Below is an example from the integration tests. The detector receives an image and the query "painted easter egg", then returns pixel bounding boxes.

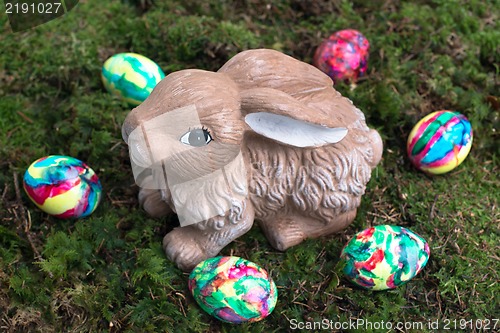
[313,29,370,83]
[101,52,165,106]
[407,111,473,175]
[188,256,277,324]
[23,155,102,218]
[340,225,430,291]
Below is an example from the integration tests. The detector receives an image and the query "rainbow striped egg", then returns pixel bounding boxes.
[407,111,472,174]
[102,53,165,106]
[340,225,430,291]
[23,155,102,219]
[189,256,277,324]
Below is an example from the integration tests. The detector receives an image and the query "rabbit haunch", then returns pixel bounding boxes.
[122,49,383,271]
[245,129,375,222]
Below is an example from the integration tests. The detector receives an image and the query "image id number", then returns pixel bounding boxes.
[443,318,499,330]
[6,2,62,14]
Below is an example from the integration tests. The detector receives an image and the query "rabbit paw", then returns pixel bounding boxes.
[259,217,306,251]
[139,187,171,218]
[163,228,209,272]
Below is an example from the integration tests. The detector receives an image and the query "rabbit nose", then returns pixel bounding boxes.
[122,124,129,143]
[130,140,152,168]
[122,107,143,142]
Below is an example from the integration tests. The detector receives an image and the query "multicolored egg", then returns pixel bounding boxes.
[407,111,473,174]
[23,155,102,218]
[340,225,430,291]
[313,29,370,83]
[188,256,277,324]
[102,53,165,106]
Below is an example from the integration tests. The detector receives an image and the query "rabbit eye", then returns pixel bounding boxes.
[180,127,213,147]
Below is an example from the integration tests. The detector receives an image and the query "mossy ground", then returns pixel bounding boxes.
[0,0,498,332]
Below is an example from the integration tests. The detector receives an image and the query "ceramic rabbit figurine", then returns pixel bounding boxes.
[122,49,383,271]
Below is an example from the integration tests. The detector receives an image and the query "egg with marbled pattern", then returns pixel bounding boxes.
[313,29,370,83]
[23,155,102,218]
[189,256,277,323]
[102,53,165,106]
[340,225,430,290]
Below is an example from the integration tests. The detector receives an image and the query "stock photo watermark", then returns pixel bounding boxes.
[288,318,499,331]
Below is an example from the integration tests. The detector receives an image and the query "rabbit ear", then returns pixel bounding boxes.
[218,49,333,96]
[241,87,348,147]
[245,112,347,147]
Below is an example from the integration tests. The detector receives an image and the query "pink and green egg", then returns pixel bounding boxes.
[340,225,430,291]
[407,110,473,175]
[188,256,277,324]
[23,155,102,219]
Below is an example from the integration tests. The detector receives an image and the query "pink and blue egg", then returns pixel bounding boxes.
[313,29,370,83]
[23,155,102,218]
[407,110,473,175]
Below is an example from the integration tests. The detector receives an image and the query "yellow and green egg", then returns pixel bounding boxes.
[102,52,165,106]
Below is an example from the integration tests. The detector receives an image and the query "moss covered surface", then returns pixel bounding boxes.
[0,0,498,332]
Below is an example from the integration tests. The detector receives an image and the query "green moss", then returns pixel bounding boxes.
[1,0,498,331]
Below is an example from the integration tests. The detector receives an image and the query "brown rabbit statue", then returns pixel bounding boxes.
[122,49,383,271]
